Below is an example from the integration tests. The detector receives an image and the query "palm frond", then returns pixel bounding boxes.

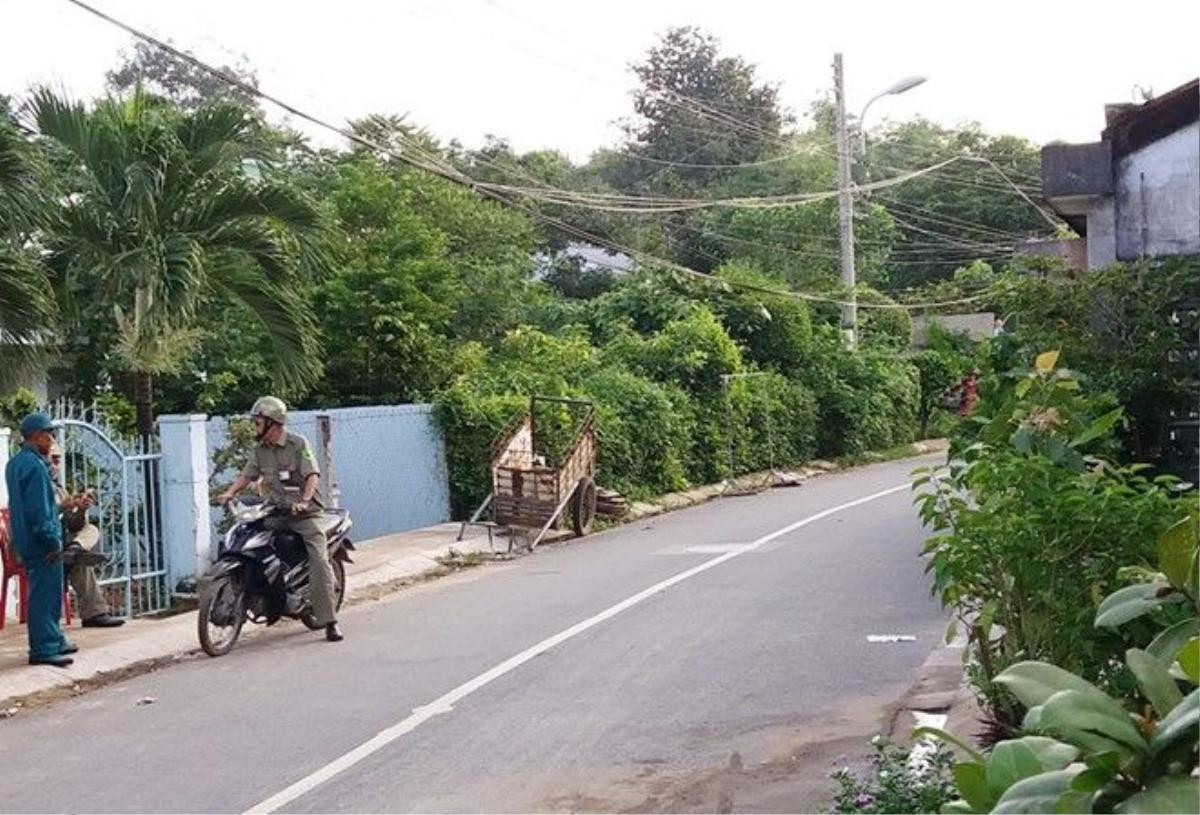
[28,87,94,167]
[113,303,203,374]
[212,260,321,389]
[205,222,294,283]
[177,100,256,177]
[0,247,57,352]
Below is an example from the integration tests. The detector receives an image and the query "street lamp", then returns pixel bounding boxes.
[859,75,927,155]
[833,56,926,349]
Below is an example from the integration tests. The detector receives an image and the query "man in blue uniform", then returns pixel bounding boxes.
[5,412,75,667]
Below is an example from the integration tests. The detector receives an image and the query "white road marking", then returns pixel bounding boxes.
[867,634,917,643]
[682,543,756,554]
[243,482,910,814]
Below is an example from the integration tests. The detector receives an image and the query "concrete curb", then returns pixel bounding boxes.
[887,629,983,758]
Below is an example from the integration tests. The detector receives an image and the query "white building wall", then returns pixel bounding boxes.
[1113,122,1200,261]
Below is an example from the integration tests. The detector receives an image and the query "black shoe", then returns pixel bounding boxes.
[60,643,79,655]
[29,654,74,667]
[325,622,344,642]
[82,613,125,628]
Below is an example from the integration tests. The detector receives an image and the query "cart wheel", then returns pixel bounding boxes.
[571,477,597,537]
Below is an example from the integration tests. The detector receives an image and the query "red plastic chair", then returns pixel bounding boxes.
[0,507,73,630]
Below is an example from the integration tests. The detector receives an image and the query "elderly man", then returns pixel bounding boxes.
[47,443,124,628]
[5,413,75,667]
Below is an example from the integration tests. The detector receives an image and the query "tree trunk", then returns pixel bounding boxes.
[133,369,155,439]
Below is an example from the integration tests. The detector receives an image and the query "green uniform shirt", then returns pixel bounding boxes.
[241,430,321,507]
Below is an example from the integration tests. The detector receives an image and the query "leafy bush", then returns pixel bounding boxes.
[709,262,814,369]
[858,288,914,351]
[830,735,959,814]
[910,349,961,438]
[918,516,1199,814]
[803,334,920,457]
[916,352,1187,715]
[0,388,39,430]
[432,385,526,517]
[581,367,692,499]
[989,257,1199,462]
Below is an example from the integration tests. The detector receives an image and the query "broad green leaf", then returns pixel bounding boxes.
[992,768,1083,814]
[1156,517,1197,591]
[945,617,960,645]
[1015,378,1033,398]
[1035,350,1061,373]
[1114,776,1200,814]
[1095,583,1170,629]
[953,760,993,812]
[1055,789,1099,813]
[1147,688,1199,765]
[1011,425,1034,454]
[912,726,984,762]
[1039,690,1147,758]
[1084,751,1123,774]
[995,661,1107,707]
[1069,406,1123,449]
[1147,618,1200,665]
[1188,544,1199,600]
[987,740,1045,798]
[1178,638,1200,685]
[940,800,974,815]
[1023,705,1044,732]
[1017,736,1079,771]
[1070,764,1116,793]
[1127,648,1185,717]
[1055,378,1082,391]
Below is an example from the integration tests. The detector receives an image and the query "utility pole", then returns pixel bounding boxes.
[833,53,856,347]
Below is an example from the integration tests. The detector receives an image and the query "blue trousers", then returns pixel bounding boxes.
[24,558,69,659]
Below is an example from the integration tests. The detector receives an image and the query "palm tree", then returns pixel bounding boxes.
[0,106,57,379]
[30,87,326,436]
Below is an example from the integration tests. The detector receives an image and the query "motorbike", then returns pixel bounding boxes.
[197,497,355,656]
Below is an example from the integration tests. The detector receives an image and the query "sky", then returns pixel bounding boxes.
[2,0,1197,162]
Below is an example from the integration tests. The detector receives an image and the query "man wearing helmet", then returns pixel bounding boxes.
[218,397,343,642]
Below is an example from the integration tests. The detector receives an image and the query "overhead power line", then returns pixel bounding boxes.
[60,0,995,313]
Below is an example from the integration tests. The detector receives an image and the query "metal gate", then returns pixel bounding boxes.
[49,402,169,617]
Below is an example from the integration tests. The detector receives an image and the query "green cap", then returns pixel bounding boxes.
[19,412,57,438]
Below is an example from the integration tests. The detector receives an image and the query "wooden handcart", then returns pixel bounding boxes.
[458,396,598,552]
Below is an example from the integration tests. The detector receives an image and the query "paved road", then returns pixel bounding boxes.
[0,455,946,813]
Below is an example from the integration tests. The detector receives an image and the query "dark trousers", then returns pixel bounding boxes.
[25,557,69,659]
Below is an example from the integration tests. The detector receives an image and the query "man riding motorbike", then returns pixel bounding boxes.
[218,397,344,642]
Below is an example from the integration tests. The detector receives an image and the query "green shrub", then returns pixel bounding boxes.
[857,288,914,351]
[915,353,1186,712]
[710,262,814,369]
[582,367,691,498]
[432,385,526,518]
[803,334,920,456]
[909,349,961,438]
[830,736,959,814]
[918,516,1198,813]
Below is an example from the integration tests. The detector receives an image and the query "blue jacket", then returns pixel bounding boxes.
[5,444,61,563]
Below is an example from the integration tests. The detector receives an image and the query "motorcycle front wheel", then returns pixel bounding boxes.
[198,572,246,657]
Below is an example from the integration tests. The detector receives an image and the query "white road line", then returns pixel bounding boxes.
[243,482,910,814]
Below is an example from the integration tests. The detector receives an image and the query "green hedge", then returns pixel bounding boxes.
[434,269,923,517]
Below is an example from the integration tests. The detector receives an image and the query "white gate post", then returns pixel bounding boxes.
[158,414,211,592]
[0,427,10,507]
